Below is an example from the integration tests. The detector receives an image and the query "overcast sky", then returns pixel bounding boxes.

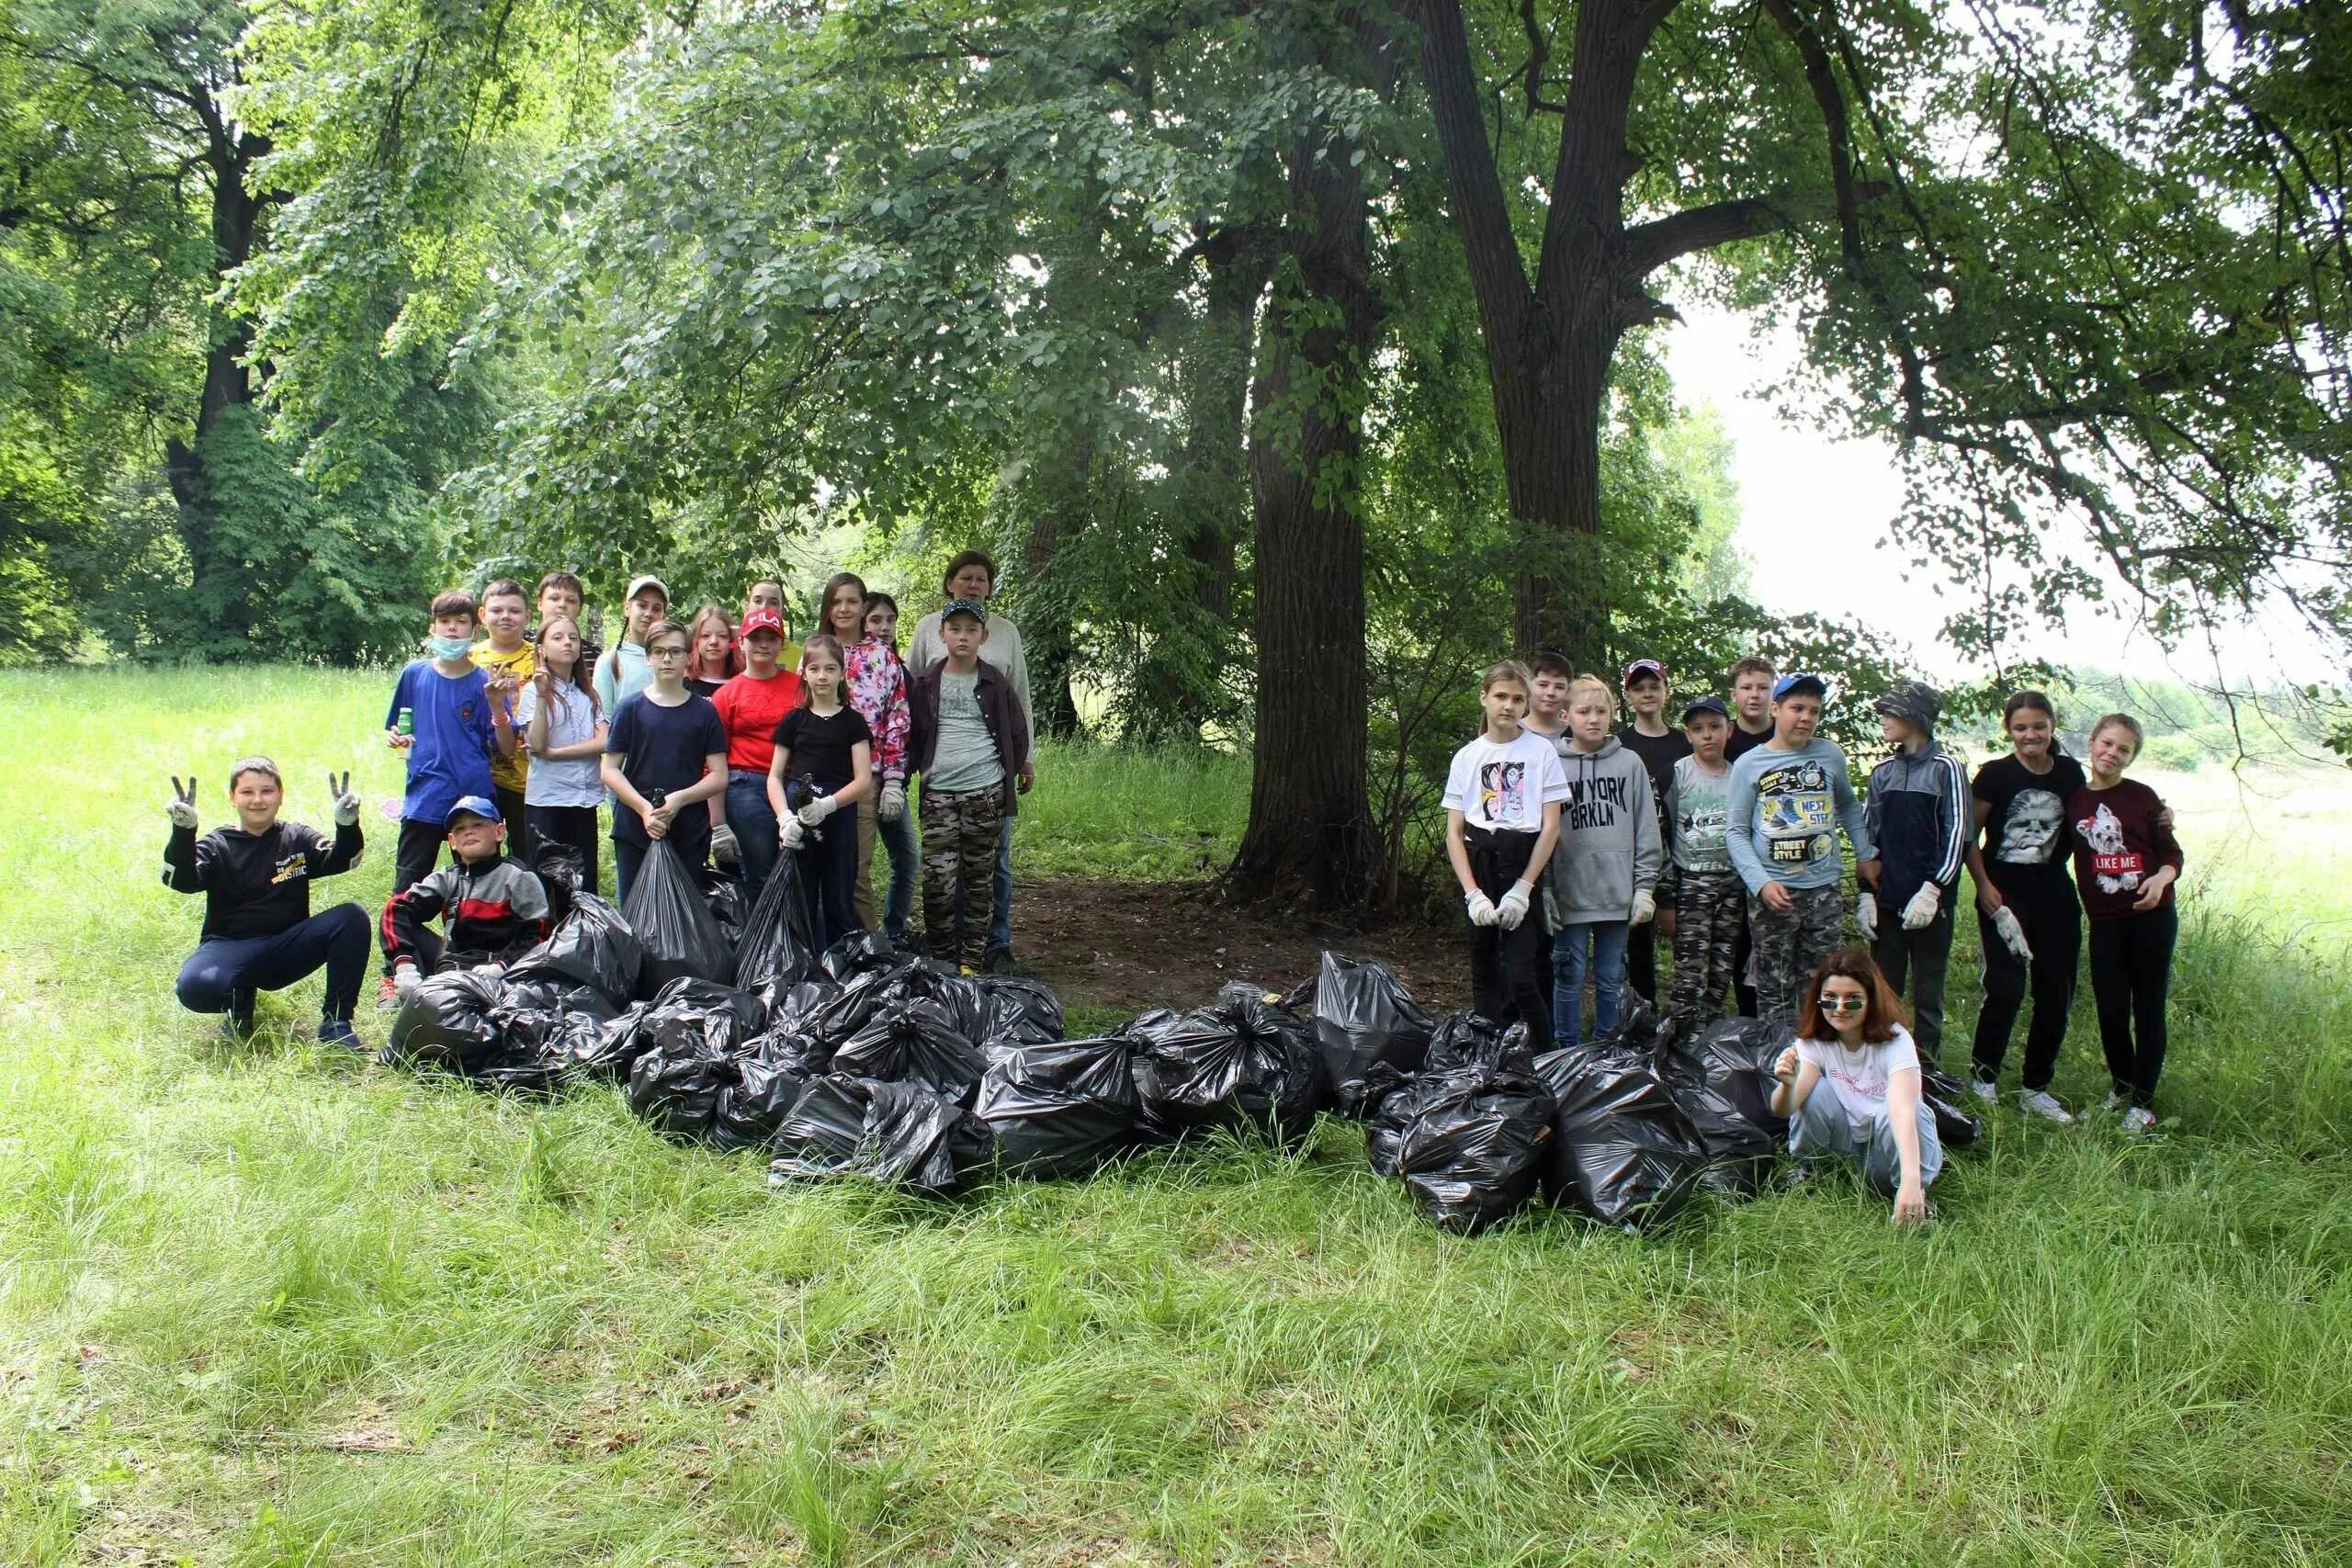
[1659,303,2343,693]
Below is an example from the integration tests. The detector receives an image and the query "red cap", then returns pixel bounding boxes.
[740,607,786,638]
[1623,658,1668,686]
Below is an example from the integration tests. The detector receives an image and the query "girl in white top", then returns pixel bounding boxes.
[1442,660,1569,1042]
[514,614,610,892]
[1770,945,1940,1226]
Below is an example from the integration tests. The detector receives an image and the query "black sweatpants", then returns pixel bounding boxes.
[1971,863,2081,1092]
[2088,903,2177,1109]
[494,784,532,863]
[1871,900,1954,1066]
[177,905,370,1026]
[1464,825,1551,1044]
[1733,912,1758,1017]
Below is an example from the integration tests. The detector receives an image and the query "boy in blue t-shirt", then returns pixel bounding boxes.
[381,590,515,1000]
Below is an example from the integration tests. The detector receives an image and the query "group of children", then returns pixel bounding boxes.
[1445,655,2187,1224]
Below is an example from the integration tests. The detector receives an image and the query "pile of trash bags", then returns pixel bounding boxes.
[380,847,1971,1227]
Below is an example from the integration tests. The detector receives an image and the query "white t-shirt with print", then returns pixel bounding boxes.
[1442,730,1570,833]
[1797,1024,1922,1127]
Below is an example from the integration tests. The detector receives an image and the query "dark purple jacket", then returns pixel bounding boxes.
[907,660,1032,816]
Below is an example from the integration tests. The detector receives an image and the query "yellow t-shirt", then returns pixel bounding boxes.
[474,641,535,793]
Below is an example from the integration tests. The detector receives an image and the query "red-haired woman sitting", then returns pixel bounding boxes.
[1770,946,1941,1226]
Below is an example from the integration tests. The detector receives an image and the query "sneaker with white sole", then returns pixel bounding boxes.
[1968,1077,1999,1104]
[2120,1106,2157,1134]
[2017,1089,2075,1123]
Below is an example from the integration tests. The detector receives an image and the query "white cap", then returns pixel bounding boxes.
[624,574,669,604]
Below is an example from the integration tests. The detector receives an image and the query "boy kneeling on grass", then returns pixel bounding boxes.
[164,760,369,1049]
[906,599,1032,973]
[380,796,552,998]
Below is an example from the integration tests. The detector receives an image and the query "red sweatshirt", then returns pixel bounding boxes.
[2066,779,2184,921]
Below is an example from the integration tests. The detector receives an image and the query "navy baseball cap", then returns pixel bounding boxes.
[1772,672,1827,702]
[1679,695,1730,722]
[445,795,503,827]
[942,597,989,625]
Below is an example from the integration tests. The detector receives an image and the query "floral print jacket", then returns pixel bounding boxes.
[842,638,911,784]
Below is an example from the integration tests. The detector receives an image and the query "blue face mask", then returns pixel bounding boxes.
[427,634,473,660]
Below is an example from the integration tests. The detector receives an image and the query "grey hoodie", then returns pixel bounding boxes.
[1545,734,1663,924]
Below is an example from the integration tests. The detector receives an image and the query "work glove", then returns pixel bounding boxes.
[797,794,839,828]
[710,823,741,867]
[779,814,806,851]
[1855,891,1879,939]
[879,781,906,823]
[393,964,423,999]
[1901,883,1941,931]
[328,771,359,826]
[1464,890,1498,928]
[167,775,198,830]
[1630,888,1657,926]
[1992,905,2033,963]
[1496,881,1532,931]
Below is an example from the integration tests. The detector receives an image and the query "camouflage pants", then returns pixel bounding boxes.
[1747,882,1846,1025]
[920,784,1006,970]
[1668,871,1746,1025]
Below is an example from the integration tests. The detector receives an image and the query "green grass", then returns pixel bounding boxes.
[3,666,2350,1563]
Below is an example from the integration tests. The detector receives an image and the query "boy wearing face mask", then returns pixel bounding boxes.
[382,590,516,998]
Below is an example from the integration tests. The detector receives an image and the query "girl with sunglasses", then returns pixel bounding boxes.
[1770,947,1940,1227]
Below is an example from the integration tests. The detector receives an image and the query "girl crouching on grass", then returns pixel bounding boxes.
[2068,713,2184,1133]
[1442,661,1568,1042]
[1770,947,1939,1227]
[768,634,875,953]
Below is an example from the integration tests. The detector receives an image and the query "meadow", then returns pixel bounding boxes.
[2,667,2348,1564]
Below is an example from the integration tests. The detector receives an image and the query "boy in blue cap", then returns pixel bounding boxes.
[1725,674,1878,1023]
[380,795,553,996]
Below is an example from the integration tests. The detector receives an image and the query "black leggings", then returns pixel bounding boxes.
[1463,826,1550,1043]
[2087,904,2177,1109]
[1971,863,2081,1091]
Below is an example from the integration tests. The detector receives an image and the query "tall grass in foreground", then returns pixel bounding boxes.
[2,667,2349,1563]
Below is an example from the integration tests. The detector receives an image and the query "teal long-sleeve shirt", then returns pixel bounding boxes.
[1724,738,1874,894]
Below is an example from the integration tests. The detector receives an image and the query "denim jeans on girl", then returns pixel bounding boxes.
[1552,919,1630,1046]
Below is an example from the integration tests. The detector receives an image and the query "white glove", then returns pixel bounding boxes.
[710,823,741,867]
[779,814,806,850]
[1464,891,1498,927]
[393,964,423,998]
[1630,888,1656,926]
[327,770,359,826]
[797,794,838,828]
[167,774,198,829]
[879,781,906,823]
[1901,883,1941,931]
[1496,882,1532,931]
[1856,892,1879,939]
[1992,905,2033,962]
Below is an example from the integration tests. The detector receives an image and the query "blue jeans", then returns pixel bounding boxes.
[1790,1091,1944,1195]
[991,814,1014,953]
[176,905,370,1025]
[854,796,918,942]
[1552,919,1629,1047]
[728,772,780,900]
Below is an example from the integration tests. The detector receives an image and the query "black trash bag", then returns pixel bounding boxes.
[701,868,751,953]
[830,998,988,1104]
[820,929,906,984]
[486,977,617,1089]
[1392,1066,1558,1235]
[1919,1064,1984,1149]
[383,969,509,1073]
[580,978,766,1078]
[1304,953,1435,1116]
[733,853,817,998]
[1424,1012,1539,1077]
[1128,987,1327,1145]
[627,1043,737,1141]
[1534,1043,1709,1231]
[621,839,733,992]
[505,891,644,1010]
[713,1051,814,1151]
[534,840,588,893]
[1362,1062,1441,1178]
[766,977,838,1034]
[805,966,901,1048]
[975,1036,1140,1178]
[973,976,1065,1045]
[1661,1017,1791,1197]
[766,1074,993,1196]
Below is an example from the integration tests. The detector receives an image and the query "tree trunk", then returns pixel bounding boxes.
[1020,484,1086,739]
[1225,130,1384,909]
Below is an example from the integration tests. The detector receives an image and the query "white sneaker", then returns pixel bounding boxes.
[1968,1077,1998,1104]
[2120,1106,2157,1134]
[2017,1089,2075,1124]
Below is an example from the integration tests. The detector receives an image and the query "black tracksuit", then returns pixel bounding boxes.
[164,818,369,1024]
